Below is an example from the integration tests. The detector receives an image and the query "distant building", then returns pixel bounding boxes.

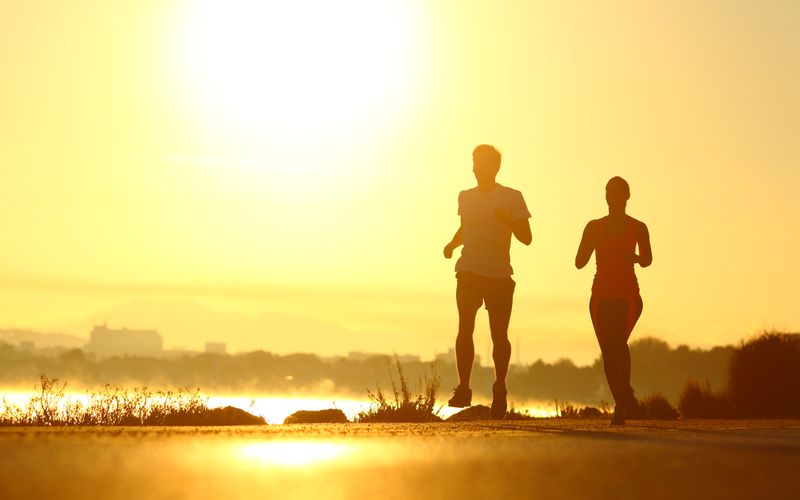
[436,348,456,364]
[86,324,163,358]
[0,328,84,349]
[205,342,226,355]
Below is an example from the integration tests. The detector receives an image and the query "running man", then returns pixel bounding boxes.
[443,144,532,419]
[575,176,652,425]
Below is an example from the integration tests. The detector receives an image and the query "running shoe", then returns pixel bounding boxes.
[491,382,507,419]
[448,385,472,407]
[610,404,626,426]
[625,390,644,419]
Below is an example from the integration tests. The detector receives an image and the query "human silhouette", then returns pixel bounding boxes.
[575,177,652,425]
[443,145,532,419]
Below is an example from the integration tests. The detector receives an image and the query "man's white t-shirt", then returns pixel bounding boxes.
[455,184,531,278]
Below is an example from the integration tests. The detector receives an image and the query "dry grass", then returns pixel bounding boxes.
[504,404,534,420]
[552,401,612,419]
[0,374,265,426]
[356,357,442,423]
[553,396,681,421]
[553,400,581,418]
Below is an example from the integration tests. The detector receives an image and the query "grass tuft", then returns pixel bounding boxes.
[554,400,581,418]
[505,404,535,420]
[356,356,442,423]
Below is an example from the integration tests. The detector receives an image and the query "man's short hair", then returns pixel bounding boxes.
[606,176,630,200]
[473,144,502,170]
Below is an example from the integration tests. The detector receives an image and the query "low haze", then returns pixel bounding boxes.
[1,0,798,366]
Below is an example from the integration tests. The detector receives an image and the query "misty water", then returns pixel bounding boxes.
[1,390,558,423]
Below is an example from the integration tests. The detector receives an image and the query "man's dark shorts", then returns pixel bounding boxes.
[456,271,516,314]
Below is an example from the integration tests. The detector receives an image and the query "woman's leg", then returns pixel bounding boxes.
[619,295,644,398]
[626,295,644,340]
[590,297,631,406]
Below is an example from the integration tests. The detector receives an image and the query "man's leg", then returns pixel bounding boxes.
[486,278,514,385]
[488,311,512,385]
[455,275,482,387]
[486,277,515,418]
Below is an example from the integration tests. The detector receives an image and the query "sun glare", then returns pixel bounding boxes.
[237,441,351,467]
[173,0,424,151]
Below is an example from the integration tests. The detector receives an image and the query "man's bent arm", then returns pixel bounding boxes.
[511,218,532,246]
[443,224,463,259]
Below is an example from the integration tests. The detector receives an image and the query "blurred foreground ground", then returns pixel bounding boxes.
[2,419,799,500]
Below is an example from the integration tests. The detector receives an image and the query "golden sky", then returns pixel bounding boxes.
[1,0,798,364]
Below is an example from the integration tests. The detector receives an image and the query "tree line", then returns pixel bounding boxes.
[0,336,734,406]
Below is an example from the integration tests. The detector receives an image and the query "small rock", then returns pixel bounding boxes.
[204,406,266,425]
[578,406,603,419]
[284,409,349,424]
[447,405,491,421]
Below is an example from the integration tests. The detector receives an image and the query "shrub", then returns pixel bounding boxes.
[727,332,800,417]
[638,393,679,420]
[678,380,731,418]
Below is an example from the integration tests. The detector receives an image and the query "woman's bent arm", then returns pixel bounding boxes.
[637,222,652,267]
[575,221,596,269]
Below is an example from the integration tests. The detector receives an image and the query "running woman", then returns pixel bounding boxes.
[575,176,652,425]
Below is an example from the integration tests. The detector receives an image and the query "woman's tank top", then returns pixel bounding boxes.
[592,217,640,299]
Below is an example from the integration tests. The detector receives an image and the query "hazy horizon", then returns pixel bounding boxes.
[0,293,774,366]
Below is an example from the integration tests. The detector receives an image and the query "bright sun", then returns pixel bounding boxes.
[174,0,424,154]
